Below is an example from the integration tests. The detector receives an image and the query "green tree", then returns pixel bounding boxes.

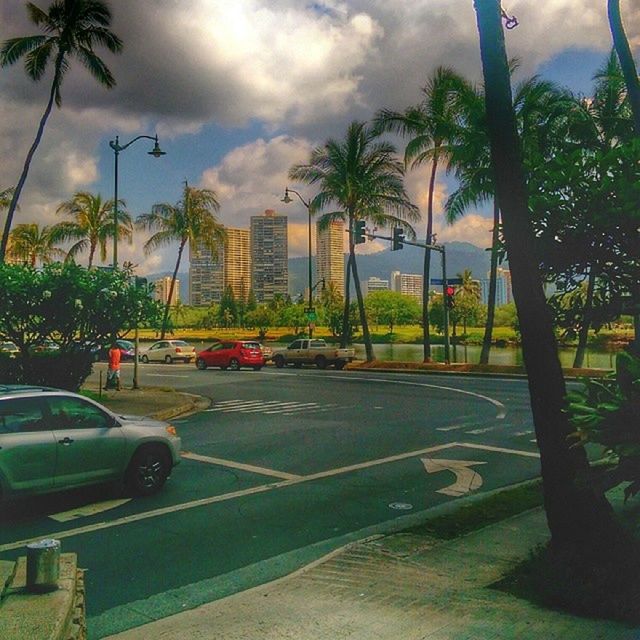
[365,290,420,335]
[7,223,65,267]
[374,68,464,362]
[245,305,273,341]
[289,121,419,362]
[170,300,187,329]
[217,285,238,328]
[137,183,225,339]
[473,0,620,553]
[453,269,481,336]
[278,304,307,334]
[54,191,131,267]
[0,0,123,262]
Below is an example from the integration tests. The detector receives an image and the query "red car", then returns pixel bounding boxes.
[196,341,265,371]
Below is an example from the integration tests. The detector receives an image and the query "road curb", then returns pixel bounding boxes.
[150,394,211,421]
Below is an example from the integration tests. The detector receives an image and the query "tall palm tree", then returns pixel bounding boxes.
[53,191,130,267]
[0,0,123,262]
[8,222,65,266]
[137,183,226,339]
[374,67,464,362]
[289,121,419,362]
[473,0,619,552]
[0,187,15,211]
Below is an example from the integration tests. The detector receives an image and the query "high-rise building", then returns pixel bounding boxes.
[316,220,345,299]
[189,227,251,305]
[391,271,423,302]
[250,209,288,302]
[223,228,251,301]
[189,239,224,306]
[365,276,389,296]
[479,268,512,306]
[154,276,180,306]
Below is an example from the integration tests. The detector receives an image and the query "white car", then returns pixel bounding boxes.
[140,340,196,364]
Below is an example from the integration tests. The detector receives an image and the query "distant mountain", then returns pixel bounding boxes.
[145,242,494,304]
[288,242,493,297]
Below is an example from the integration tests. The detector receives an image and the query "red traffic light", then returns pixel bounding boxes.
[446,286,455,296]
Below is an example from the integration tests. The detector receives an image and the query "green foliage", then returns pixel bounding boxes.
[217,285,238,327]
[364,290,421,334]
[0,262,163,389]
[566,348,640,499]
[277,304,307,333]
[245,306,274,341]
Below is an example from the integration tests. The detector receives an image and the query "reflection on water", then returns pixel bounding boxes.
[351,342,617,370]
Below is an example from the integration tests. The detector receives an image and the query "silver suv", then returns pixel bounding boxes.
[0,386,181,500]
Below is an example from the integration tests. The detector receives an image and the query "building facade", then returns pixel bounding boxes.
[189,239,224,306]
[154,276,180,306]
[391,271,423,302]
[365,276,389,296]
[223,227,251,301]
[250,209,288,302]
[316,220,345,299]
[479,268,513,306]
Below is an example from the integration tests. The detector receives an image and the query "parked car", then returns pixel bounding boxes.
[31,339,60,354]
[96,339,136,362]
[196,341,265,371]
[140,340,196,364]
[0,342,19,358]
[272,339,355,369]
[0,385,181,500]
[259,344,273,363]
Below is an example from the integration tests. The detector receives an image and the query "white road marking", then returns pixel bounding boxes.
[0,441,538,551]
[146,374,190,378]
[457,442,540,458]
[206,400,338,415]
[421,458,486,496]
[436,424,469,432]
[309,374,508,420]
[49,499,131,522]
[465,427,495,435]
[181,452,301,480]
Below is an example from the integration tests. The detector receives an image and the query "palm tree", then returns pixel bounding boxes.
[0,0,123,262]
[374,67,464,362]
[8,222,65,266]
[473,0,619,553]
[137,183,226,339]
[289,121,419,362]
[54,191,130,267]
[0,187,15,211]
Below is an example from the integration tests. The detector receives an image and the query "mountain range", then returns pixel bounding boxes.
[146,241,493,303]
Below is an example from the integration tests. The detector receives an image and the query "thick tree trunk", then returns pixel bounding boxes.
[572,266,596,369]
[479,200,500,364]
[351,244,374,362]
[0,57,63,262]
[160,240,185,339]
[422,157,438,362]
[474,0,619,551]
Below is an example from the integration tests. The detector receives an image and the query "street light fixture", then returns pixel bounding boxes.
[109,134,166,268]
[282,187,314,337]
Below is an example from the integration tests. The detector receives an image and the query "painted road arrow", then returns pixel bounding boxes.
[421,457,487,497]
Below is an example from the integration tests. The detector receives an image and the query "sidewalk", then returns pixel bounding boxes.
[103,507,637,640]
[97,389,637,640]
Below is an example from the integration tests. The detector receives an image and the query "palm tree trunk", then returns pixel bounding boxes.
[607,0,640,350]
[573,266,596,369]
[161,239,185,339]
[0,56,63,263]
[88,241,97,268]
[350,245,374,362]
[608,0,640,133]
[480,200,500,364]
[422,157,438,362]
[474,0,620,552]
[340,251,352,348]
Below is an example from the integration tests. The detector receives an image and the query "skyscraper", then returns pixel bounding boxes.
[250,209,288,302]
[391,271,423,302]
[316,220,345,298]
[154,276,180,306]
[189,227,250,305]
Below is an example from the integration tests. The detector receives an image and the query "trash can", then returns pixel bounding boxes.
[26,539,61,593]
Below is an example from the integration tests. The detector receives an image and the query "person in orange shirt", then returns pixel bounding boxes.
[106,341,122,390]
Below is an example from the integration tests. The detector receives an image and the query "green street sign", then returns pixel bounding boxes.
[306,311,317,322]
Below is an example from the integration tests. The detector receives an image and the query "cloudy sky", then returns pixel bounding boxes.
[0,0,638,274]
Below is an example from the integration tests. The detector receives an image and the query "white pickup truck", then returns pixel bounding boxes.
[272,339,355,370]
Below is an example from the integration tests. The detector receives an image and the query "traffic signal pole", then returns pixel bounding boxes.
[365,229,451,363]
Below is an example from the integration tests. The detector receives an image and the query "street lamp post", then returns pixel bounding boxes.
[282,187,314,337]
[109,134,165,268]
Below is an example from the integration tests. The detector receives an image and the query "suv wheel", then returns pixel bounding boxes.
[274,355,285,368]
[125,445,170,496]
[315,355,327,369]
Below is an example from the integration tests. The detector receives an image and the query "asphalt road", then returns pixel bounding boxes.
[0,363,543,638]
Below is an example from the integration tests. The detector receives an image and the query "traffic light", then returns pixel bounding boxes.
[392,227,404,251]
[445,285,456,309]
[353,219,366,244]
